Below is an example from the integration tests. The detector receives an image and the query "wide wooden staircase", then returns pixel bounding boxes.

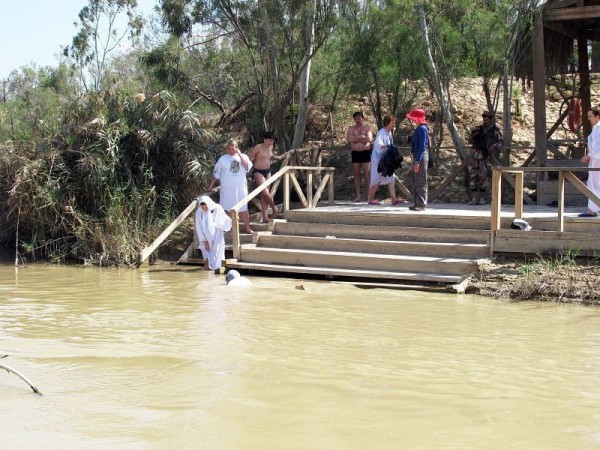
[224,207,491,290]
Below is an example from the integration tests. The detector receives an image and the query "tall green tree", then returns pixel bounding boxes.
[65,0,145,91]
[156,0,340,149]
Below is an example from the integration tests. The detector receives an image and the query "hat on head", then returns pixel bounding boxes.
[406,109,427,125]
[482,110,494,118]
[226,270,241,283]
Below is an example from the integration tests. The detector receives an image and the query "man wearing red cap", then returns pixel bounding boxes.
[406,108,429,211]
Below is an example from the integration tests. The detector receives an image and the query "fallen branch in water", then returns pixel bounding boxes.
[0,360,42,395]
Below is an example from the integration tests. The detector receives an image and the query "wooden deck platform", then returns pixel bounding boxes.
[210,200,600,289]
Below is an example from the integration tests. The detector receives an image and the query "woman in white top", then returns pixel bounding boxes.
[195,195,232,270]
[367,114,404,205]
[580,107,600,217]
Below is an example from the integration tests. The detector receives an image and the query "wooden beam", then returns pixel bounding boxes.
[284,172,290,211]
[429,159,468,202]
[393,174,413,201]
[564,171,600,208]
[546,104,571,140]
[544,5,600,21]
[137,199,197,266]
[515,172,524,219]
[557,171,565,232]
[544,21,579,39]
[579,30,592,137]
[312,172,331,206]
[543,0,578,10]
[532,11,548,193]
[489,169,502,258]
[289,172,308,207]
[232,211,240,259]
[328,170,335,205]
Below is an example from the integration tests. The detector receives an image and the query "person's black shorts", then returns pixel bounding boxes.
[351,150,372,164]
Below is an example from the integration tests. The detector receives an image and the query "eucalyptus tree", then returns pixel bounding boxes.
[64,0,145,91]
[156,0,340,150]
[334,0,429,129]
[412,0,539,159]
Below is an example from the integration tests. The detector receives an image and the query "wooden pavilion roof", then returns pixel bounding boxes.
[515,0,600,80]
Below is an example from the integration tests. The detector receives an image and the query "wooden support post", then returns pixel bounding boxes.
[232,211,240,259]
[578,31,592,138]
[532,10,547,192]
[284,172,290,211]
[328,169,335,205]
[489,169,502,258]
[557,170,565,232]
[307,171,313,207]
[270,151,292,197]
[514,171,524,219]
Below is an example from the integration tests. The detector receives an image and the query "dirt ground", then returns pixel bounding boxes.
[468,255,600,305]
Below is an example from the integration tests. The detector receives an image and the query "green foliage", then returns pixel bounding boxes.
[0,66,74,143]
[64,0,145,91]
[0,89,215,266]
[331,0,428,125]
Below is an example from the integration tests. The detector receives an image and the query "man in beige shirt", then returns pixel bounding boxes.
[346,111,373,202]
[248,132,280,222]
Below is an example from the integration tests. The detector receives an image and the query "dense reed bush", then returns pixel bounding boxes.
[0,90,217,266]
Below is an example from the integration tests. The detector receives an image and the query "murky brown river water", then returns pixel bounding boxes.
[1,264,600,449]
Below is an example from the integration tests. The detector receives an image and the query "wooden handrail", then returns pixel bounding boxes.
[137,199,198,267]
[137,187,220,267]
[230,165,335,259]
[489,166,600,257]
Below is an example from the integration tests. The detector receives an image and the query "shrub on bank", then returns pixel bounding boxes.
[0,90,217,266]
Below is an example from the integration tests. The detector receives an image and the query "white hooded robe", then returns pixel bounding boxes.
[195,196,232,270]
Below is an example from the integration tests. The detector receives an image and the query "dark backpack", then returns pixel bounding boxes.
[377,143,403,177]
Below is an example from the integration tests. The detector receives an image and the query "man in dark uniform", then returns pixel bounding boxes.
[467,110,502,204]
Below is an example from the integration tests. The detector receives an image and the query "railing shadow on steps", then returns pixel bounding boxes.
[136,148,335,267]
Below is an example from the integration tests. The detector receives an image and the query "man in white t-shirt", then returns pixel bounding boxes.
[207,139,254,234]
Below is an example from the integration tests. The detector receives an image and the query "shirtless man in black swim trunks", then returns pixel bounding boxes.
[248,132,279,222]
[346,111,373,202]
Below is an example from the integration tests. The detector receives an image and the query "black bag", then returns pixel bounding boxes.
[377,144,403,177]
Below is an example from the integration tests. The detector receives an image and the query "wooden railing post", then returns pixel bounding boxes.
[557,170,565,232]
[328,169,335,205]
[490,168,502,258]
[307,171,313,207]
[231,210,240,259]
[284,172,290,212]
[514,171,523,219]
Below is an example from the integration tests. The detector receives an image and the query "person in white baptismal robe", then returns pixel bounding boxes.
[195,195,232,270]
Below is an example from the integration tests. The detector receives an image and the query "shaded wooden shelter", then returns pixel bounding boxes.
[532,0,600,179]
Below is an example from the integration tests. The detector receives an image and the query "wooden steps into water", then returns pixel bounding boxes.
[224,204,491,287]
[223,261,465,284]
[255,234,488,259]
